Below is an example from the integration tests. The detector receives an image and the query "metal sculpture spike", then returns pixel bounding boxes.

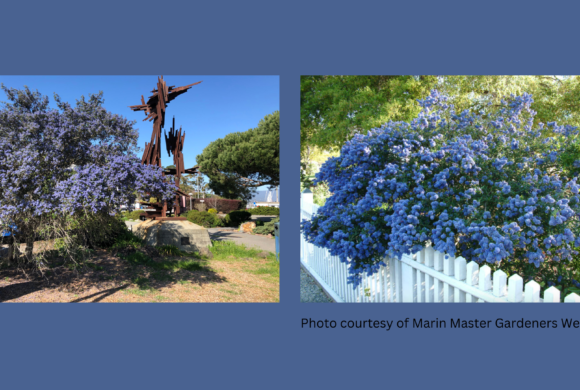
[129,76,201,168]
[129,76,201,219]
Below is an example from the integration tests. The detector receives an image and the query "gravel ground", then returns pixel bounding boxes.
[300,266,333,303]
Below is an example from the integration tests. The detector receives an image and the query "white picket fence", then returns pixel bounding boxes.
[300,196,580,303]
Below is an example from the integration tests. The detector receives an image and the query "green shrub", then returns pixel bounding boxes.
[186,209,199,217]
[253,217,279,235]
[247,206,279,215]
[80,213,130,248]
[208,208,217,214]
[223,210,252,227]
[121,210,145,220]
[156,244,184,257]
[187,211,223,228]
[111,228,143,250]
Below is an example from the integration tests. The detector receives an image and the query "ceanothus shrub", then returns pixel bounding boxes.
[301,90,580,289]
[0,85,176,260]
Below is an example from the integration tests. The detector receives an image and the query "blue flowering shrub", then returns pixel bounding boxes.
[0,85,177,267]
[301,90,580,294]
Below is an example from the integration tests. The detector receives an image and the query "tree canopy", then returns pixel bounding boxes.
[197,111,279,201]
[301,76,438,152]
[301,76,580,154]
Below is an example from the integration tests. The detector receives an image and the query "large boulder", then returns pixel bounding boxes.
[133,219,212,256]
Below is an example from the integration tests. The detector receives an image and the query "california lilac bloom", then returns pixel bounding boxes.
[301,89,580,287]
[0,86,176,244]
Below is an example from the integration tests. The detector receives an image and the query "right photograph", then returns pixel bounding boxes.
[300,75,580,303]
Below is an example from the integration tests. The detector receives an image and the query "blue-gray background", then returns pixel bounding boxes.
[2,1,579,389]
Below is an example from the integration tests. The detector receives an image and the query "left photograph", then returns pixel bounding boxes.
[0,75,280,302]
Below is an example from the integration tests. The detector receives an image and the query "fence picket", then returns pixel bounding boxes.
[465,262,479,303]
[493,270,507,298]
[507,274,523,302]
[525,281,540,302]
[443,254,455,302]
[454,257,467,302]
[564,293,580,302]
[402,259,415,302]
[416,268,424,303]
[544,286,560,302]
[300,199,579,304]
[424,248,434,302]
[433,252,444,302]
[395,257,402,302]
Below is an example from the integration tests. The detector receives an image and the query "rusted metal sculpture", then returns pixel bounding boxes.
[165,117,199,215]
[129,76,201,220]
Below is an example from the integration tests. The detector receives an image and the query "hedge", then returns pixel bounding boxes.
[247,206,279,215]
[186,210,223,228]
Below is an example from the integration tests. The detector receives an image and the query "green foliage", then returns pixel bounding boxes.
[209,240,276,260]
[253,217,279,235]
[559,136,580,177]
[302,76,580,154]
[68,212,130,249]
[301,76,438,152]
[247,206,279,215]
[442,76,580,130]
[156,244,186,257]
[186,211,223,228]
[209,240,279,278]
[186,209,199,217]
[208,208,217,214]
[111,228,143,250]
[121,251,205,272]
[223,210,251,227]
[197,111,279,201]
[121,210,145,220]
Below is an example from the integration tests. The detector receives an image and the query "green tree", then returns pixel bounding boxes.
[301,76,580,155]
[301,76,438,152]
[440,76,580,129]
[197,111,279,201]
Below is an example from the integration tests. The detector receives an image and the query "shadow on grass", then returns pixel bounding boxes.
[0,279,45,302]
[70,283,131,303]
[0,246,228,302]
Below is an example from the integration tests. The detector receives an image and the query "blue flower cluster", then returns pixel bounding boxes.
[301,90,580,287]
[0,86,176,230]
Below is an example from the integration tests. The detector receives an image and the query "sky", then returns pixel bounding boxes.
[0,75,279,191]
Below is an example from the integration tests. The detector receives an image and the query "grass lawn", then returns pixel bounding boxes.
[0,239,279,303]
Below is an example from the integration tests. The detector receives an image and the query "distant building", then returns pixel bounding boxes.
[248,187,280,208]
